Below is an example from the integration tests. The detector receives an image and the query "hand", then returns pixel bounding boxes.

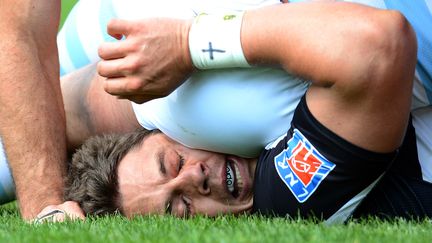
[97,18,194,104]
[34,201,85,223]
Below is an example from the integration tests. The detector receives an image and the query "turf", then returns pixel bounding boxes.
[60,0,78,29]
[1,202,431,243]
[15,1,431,242]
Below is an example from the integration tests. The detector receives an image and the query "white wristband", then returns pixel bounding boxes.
[188,12,251,70]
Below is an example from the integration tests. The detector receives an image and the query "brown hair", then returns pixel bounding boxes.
[64,129,159,216]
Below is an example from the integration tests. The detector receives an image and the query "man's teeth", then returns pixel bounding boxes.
[233,163,242,191]
[226,163,235,193]
[226,160,243,195]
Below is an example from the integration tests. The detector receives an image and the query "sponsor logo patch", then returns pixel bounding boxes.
[274,129,335,203]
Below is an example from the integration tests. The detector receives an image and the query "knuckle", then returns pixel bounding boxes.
[126,78,143,91]
[97,62,107,76]
[121,59,140,74]
[103,81,114,94]
[97,45,106,58]
[129,59,141,71]
[129,40,141,52]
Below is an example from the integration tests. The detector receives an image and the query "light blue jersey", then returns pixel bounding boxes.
[59,0,432,108]
[58,0,308,158]
[1,0,431,204]
[58,0,119,76]
[57,0,282,75]
[56,0,432,182]
[58,0,432,174]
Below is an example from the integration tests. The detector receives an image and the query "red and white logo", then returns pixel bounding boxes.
[274,129,335,203]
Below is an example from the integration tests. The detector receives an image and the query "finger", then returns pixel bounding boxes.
[103,77,143,96]
[98,41,128,60]
[97,59,130,78]
[61,201,86,221]
[107,19,134,38]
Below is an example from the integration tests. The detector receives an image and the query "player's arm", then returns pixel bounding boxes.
[98,2,416,153]
[241,2,416,153]
[0,0,79,219]
[61,64,140,151]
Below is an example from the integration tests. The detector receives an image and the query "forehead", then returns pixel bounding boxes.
[119,133,164,181]
[117,133,172,216]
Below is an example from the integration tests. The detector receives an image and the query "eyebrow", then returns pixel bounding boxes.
[157,148,172,215]
[157,148,167,176]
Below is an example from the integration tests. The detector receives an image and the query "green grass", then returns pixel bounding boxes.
[60,0,78,29]
[1,202,431,243]
[13,1,432,241]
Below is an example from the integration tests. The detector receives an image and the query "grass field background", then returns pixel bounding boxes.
[60,0,78,29]
[0,1,430,242]
[1,202,431,242]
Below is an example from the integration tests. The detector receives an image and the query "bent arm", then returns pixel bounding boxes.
[96,1,416,152]
[0,0,65,219]
[241,2,416,152]
[61,64,140,152]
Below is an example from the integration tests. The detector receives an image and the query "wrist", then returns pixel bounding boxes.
[188,12,251,70]
[16,180,64,219]
[20,194,64,220]
[181,19,196,73]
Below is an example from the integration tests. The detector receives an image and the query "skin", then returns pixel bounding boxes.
[0,0,82,220]
[98,2,416,153]
[98,2,417,216]
[60,64,139,151]
[43,2,416,219]
[117,132,257,217]
[241,3,416,152]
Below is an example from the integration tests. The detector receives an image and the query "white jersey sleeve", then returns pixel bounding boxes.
[1,0,430,204]
[133,68,309,158]
[57,0,432,161]
[57,0,282,75]
[58,0,306,158]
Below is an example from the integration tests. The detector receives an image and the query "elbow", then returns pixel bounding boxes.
[374,10,417,69]
[350,10,417,94]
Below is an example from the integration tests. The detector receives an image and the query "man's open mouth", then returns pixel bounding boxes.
[226,159,242,198]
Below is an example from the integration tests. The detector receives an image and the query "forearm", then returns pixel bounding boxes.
[0,0,66,219]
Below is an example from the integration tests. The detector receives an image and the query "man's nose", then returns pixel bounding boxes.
[177,162,211,195]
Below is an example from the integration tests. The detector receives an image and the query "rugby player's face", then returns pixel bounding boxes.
[117,133,257,218]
